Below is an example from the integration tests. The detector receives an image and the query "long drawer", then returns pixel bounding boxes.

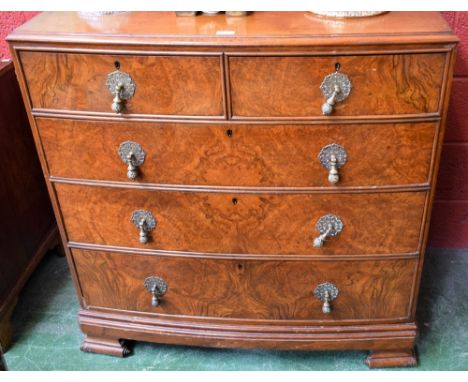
[20,52,224,117]
[38,118,437,187]
[229,54,446,118]
[73,248,417,321]
[56,183,426,255]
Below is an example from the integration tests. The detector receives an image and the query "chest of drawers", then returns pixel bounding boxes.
[8,11,457,368]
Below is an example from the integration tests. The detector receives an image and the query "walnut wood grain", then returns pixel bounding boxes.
[55,184,426,255]
[7,11,457,367]
[72,248,417,321]
[38,118,437,187]
[366,349,417,368]
[20,52,224,117]
[80,336,130,357]
[408,44,458,324]
[7,12,457,47]
[79,309,417,354]
[229,54,446,118]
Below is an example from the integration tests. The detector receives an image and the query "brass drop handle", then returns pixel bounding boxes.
[138,218,149,244]
[118,141,146,180]
[111,83,124,113]
[314,282,339,314]
[313,214,344,248]
[328,155,339,183]
[321,290,332,314]
[144,276,167,307]
[126,151,137,179]
[320,70,352,116]
[318,144,347,184]
[106,69,136,114]
[321,84,340,115]
[131,210,156,244]
[313,223,333,248]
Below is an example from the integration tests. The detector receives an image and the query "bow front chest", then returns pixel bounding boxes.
[8,11,457,368]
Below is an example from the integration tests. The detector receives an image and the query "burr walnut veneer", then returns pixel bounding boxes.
[8,12,457,368]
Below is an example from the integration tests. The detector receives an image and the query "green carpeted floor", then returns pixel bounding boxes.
[3,249,468,370]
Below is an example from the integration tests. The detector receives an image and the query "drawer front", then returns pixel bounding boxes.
[38,118,436,187]
[73,248,417,321]
[20,52,224,117]
[229,54,446,118]
[56,184,426,255]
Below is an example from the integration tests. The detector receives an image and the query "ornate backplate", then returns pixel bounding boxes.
[315,214,344,237]
[320,72,352,102]
[106,70,136,100]
[131,210,157,231]
[314,282,339,302]
[144,276,167,296]
[318,143,348,170]
[118,141,146,166]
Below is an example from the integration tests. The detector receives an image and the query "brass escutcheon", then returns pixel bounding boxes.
[118,141,146,180]
[318,144,348,184]
[144,276,167,307]
[131,210,156,244]
[313,214,344,248]
[314,282,339,314]
[320,71,352,115]
[106,70,136,113]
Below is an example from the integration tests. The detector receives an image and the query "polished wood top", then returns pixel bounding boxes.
[7,11,457,47]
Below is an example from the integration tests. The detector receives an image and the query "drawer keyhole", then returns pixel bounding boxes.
[114,60,121,70]
[232,197,238,205]
[226,129,233,138]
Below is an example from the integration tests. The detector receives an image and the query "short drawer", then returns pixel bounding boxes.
[72,248,417,321]
[38,118,436,187]
[229,53,446,118]
[56,184,426,256]
[20,51,224,117]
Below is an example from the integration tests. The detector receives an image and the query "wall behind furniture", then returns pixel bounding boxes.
[429,12,468,248]
[0,12,39,58]
[0,11,467,248]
